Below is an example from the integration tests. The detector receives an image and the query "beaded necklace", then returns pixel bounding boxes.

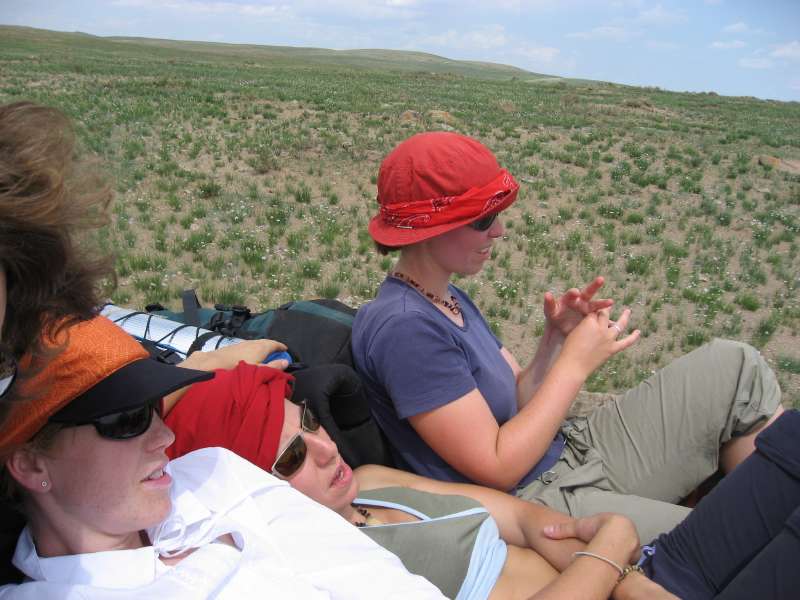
[391,271,462,316]
[352,505,382,528]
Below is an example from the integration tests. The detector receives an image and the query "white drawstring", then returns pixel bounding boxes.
[151,514,189,558]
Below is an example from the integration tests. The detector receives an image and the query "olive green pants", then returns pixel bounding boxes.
[517,339,782,543]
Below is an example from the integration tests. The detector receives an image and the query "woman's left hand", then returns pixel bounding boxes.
[544,276,614,336]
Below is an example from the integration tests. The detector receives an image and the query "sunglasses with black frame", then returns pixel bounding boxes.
[49,396,165,441]
[468,212,498,232]
[271,400,321,479]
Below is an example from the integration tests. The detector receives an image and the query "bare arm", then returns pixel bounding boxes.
[530,515,640,600]
[410,309,639,490]
[508,323,566,410]
[540,515,679,600]
[356,466,676,600]
[409,359,583,489]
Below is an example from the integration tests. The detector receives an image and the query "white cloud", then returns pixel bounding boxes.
[516,44,560,63]
[98,17,141,30]
[111,0,290,18]
[647,40,679,50]
[512,43,576,75]
[710,40,746,49]
[490,0,577,10]
[567,25,640,42]
[636,4,686,26]
[416,25,509,51]
[738,57,773,70]
[723,21,765,35]
[609,0,644,9]
[410,23,572,75]
[771,41,800,61]
[724,22,748,33]
[319,0,422,19]
[111,0,424,21]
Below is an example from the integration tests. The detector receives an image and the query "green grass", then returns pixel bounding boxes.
[777,355,800,375]
[2,25,799,399]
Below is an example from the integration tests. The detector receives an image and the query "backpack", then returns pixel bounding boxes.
[103,290,395,469]
[145,290,356,368]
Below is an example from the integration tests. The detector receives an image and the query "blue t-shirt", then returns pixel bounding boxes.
[352,276,564,488]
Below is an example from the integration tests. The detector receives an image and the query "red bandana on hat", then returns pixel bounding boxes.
[368,131,520,247]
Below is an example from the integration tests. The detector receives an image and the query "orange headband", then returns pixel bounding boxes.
[0,316,148,456]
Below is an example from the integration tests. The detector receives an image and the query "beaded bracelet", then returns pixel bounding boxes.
[573,551,645,583]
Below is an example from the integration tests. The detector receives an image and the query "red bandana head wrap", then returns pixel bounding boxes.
[369,131,520,246]
[165,361,293,471]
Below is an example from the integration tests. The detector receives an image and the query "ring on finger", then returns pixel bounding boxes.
[611,323,623,335]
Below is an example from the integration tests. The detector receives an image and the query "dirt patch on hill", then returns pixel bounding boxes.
[759,155,800,175]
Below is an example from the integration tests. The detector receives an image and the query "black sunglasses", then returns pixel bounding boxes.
[469,212,498,232]
[51,397,164,440]
[271,400,321,478]
[0,347,17,401]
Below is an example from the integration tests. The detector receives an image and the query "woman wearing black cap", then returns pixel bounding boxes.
[351,131,784,542]
[0,316,446,599]
[0,101,290,587]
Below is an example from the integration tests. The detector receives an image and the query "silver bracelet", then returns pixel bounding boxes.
[572,551,624,576]
[573,552,645,583]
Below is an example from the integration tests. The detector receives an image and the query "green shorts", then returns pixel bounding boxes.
[516,339,782,542]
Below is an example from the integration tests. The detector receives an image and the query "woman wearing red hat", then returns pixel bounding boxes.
[352,131,784,542]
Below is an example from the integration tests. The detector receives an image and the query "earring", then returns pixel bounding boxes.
[41,481,48,488]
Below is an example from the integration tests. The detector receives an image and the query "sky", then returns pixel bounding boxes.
[2,0,799,102]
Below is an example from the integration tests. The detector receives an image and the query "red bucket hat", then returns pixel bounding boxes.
[369,132,520,247]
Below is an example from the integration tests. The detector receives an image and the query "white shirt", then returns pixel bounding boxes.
[0,447,445,599]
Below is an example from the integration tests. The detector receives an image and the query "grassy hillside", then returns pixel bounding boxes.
[2,26,799,403]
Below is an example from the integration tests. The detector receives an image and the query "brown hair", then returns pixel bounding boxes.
[0,102,115,361]
[374,241,402,256]
[0,423,65,512]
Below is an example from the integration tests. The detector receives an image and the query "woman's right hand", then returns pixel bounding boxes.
[557,308,639,379]
[179,339,289,371]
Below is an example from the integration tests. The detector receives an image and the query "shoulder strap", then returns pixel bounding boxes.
[181,289,203,327]
[187,331,223,356]
[291,364,395,468]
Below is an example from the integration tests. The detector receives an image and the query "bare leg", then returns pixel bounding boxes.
[720,405,785,473]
